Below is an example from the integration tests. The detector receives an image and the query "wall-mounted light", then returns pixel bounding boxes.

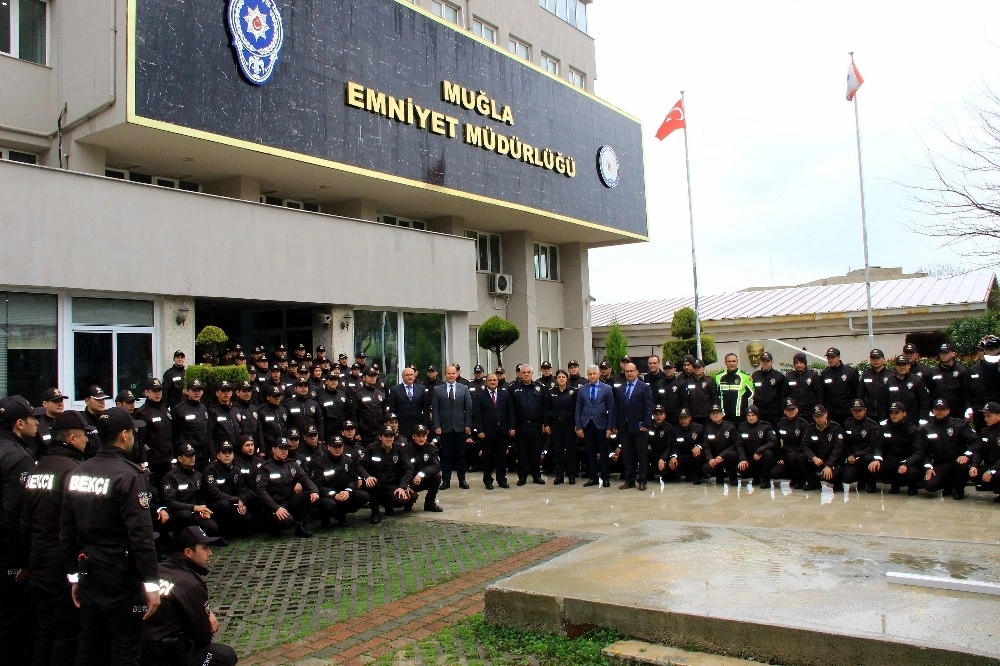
[340,312,353,330]
[176,306,190,326]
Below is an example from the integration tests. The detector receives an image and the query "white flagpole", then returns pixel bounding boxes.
[850,52,875,349]
[680,90,703,360]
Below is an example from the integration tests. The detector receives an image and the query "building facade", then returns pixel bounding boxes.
[0,0,647,407]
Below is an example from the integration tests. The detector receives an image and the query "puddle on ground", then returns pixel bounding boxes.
[888,553,982,580]
[676,527,711,543]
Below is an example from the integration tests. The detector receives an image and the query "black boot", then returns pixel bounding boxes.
[369,506,382,524]
[294,522,313,538]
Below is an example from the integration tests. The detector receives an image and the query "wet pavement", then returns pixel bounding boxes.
[462,480,1000,665]
[429,476,1000,544]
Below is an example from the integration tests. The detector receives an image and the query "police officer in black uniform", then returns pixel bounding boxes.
[970,401,1000,502]
[928,343,971,419]
[736,405,777,487]
[800,405,846,491]
[920,398,978,499]
[659,408,702,483]
[857,349,890,422]
[685,360,716,426]
[308,435,369,527]
[20,409,89,665]
[208,381,243,458]
[653,361,688,425]
[35,387,67,458]
[405,425,443,512]
[842,399,882,493]
[141,526,237,666]
[203,442,254,537]
[510,365,547,485]
[750,352,786,427]
[868,402,924,495]
[360,425,415,524]
[159,443,225,541]
[0,396,40,663]
[257,439,318,537]
[773,399,809,488]
[316,373,353,436]
[162,350,187,408]
[60,406,160,665]
[698,405,738,484]
[544,370,578,485]
[819,347,859,425]
[173,379,211,467]
[647,405,675,483]
[785,352,821,418]
[285,377,324,442]
[136,377,174,491]
[256,385,289,457]
[80,384,109,458]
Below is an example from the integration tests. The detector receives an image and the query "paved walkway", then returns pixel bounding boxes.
[242,536,579,665]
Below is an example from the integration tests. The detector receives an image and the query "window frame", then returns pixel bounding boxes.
[471,17,497,44]
[377,214,427,231]
[538,329,561,371]
[1,0,48,65]
[541,53,560,76]
[1,148,38,164]
[508,35,531,61]
[568,68,586,89]
[465,229,502,274]
[533,242,560,281]
[430,0,462,26]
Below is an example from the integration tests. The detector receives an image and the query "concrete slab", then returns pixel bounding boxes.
[485,521,1000,666]
[603,640,778,665]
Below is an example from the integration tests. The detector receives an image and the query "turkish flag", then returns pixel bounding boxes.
[846,59,864,101]
[655,98,685,140]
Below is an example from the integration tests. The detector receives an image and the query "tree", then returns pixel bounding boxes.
[195,325,228,366]
[477,316,519,366]
[604,319,628,368]
[910,85,1000,269]
[944,309,1000,356]
[662,307,717,366]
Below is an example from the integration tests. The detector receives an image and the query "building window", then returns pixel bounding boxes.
[105,168,201,192]
[1,147,38,164]
[354,310,447,386]
[541,53,559,75]
[538,0,588,33]
[533,243,559,281]
[1,0,47,65]
[377,214,427,230]
[538,329,560,371]
[508,36,530,61]
[0,291,57,405]
[70,297,154,402]
[431,0,461,25]
[469,326,500,373]
[465,230,502,273]
[260,195,320,212]
[472,17,497,43]
[568,68,586,89]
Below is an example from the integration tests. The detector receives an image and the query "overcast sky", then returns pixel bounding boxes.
[585,0,1000,304]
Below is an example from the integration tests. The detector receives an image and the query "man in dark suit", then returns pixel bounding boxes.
[473,373,516,489]
[614,362,655,490]
[432,364,473,489]
[388,366,429,439]
[575,364,616,487]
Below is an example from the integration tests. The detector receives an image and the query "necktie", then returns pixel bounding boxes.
[406,385,412,400]
[626,383,633,400]
[491,390,496,405]
[449,384,454,401]
[590,385,597,402]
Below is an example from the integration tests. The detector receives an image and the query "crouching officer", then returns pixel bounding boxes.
[921,399,978,499]
[203,442,254,537]
[141,526,237,666]
[159,443,223,542]
[308,436,369,527]
[868,402,923,495]
[60,407,160,665]
[360,425,414,524]
[257,439,319,537]
[406,425,443,512]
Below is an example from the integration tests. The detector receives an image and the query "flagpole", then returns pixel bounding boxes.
[680,90,703,360]
[850,52,875,350]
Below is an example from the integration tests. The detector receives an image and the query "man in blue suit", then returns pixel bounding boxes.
[432,364,473,489]
[575,364,616,487]
[614,362,655,490]
[387,366,429,439]
[472,373,516,489]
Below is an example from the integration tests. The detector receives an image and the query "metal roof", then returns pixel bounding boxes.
[591,272,996,327]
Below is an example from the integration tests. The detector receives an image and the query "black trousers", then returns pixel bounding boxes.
[76,565,147,666]
[924,461,970,493]
[618,429,649,482]
[140,639,238,666]
[317,488,371,520]
[208,500,254,536]
[516,422,543,481]
[750,450,775,483]
[270,491,313,531]
[583,423,609,483]
[438,431,467,483]
[408,472,441,506]
[876,456,922,489]
[479,433,509,485]
[549,423,577,479]
[369,482,411,513]
[842,455,873,487]
[701,450,739,481]
[30,578,79,666]
[0,563,33,665]
[165,510,219,539]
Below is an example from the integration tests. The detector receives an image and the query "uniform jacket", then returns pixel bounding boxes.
[685,375,718,418]
[406,441,442,482]
[256,458,317,511]
[665,422,703,460]
[284,394,324,442]
[920,416,977,465]
[308,452,361,497]
[510,381,547,424]
[203,459,254,505]
[820,363,860,416]
[842,417,881,458]
[172,399,211,455]
[161,465,233,513]
[135,399,173,465]
[60,447,159,586]
[544,386,577,428]
[20,442,83,582]
[802,422,846,467]
[354,385,389,439]
[736,421,776,459]
[750,369,786,418]
[774,416,809,454]
[715,369,754,420]
[652,374,688,421]
[927,363,971,417]
[359,442,414,488]
[784,369,821,415]
[142,553,214,646]
[0,430,36,569]
[701,421,737,458]
[873,420,923,467]
[884,372,930,425]
[857,366,891,421]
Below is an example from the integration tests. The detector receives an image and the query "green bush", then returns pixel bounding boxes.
[184,365,249,397]
[478,316,520,365]
[662,333,717,366]
[944,310,1000,355]
[670,307,697,339]
[604,320,628,368]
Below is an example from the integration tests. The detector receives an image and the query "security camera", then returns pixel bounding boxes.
[317,313,332,328]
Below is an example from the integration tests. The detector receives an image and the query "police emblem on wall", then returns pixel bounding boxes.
[227,0,285,85]
[597,145,620,188]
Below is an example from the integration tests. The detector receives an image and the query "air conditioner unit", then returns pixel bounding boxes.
[489,273,513,296]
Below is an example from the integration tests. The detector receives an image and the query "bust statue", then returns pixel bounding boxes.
[746,341,765,368]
